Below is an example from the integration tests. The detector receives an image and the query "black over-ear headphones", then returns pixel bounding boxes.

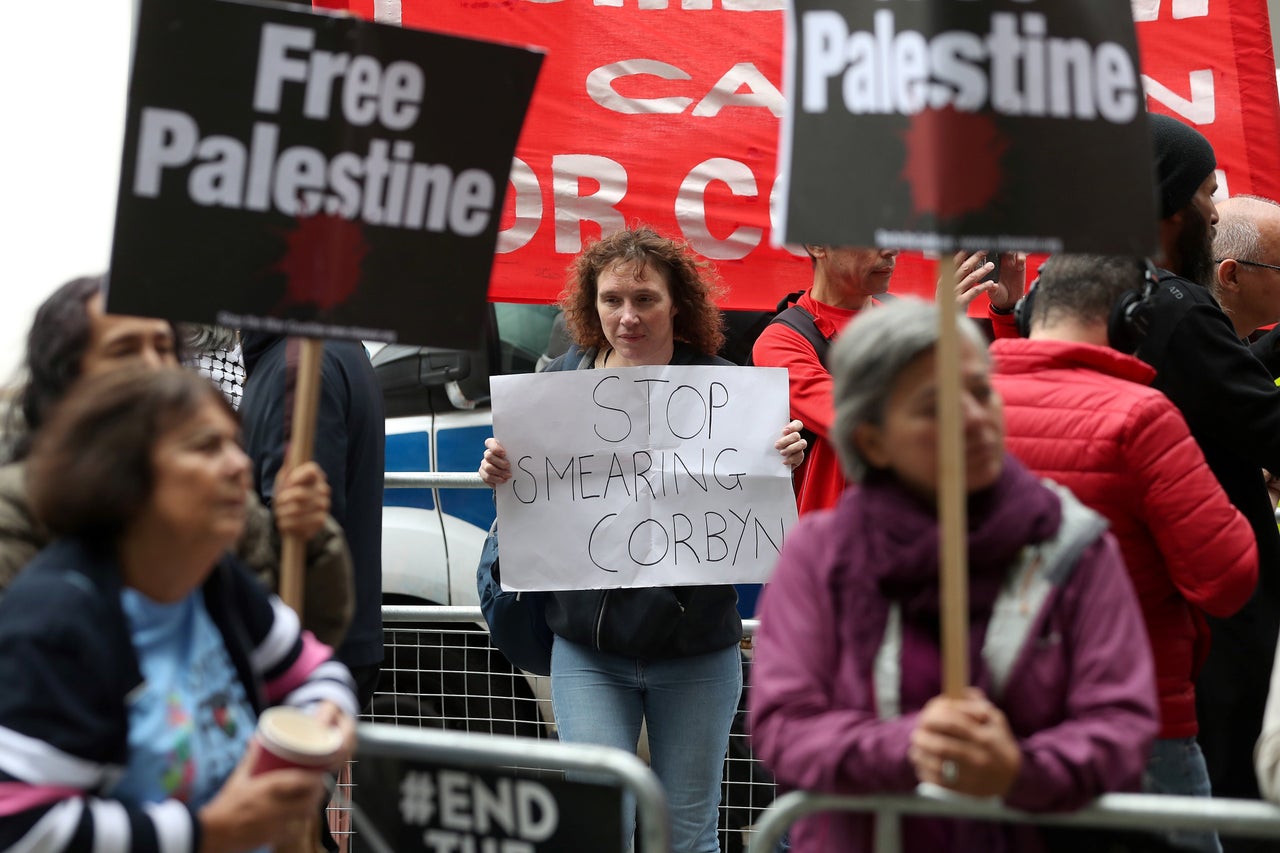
[1014,257,1161,354]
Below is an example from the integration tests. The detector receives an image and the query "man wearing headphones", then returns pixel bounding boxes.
[1126,115,1280,828]
[994,254,1258,853]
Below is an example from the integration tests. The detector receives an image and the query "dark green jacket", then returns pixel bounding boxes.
[0,461,354,648]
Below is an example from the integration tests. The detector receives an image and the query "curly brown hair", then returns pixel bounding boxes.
[559,226,725,356]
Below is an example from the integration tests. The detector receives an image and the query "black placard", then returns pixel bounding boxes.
[108,0,544,347]
[778,0,1157,255]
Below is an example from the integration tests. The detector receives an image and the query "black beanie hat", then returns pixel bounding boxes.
[1148,113,1216,219]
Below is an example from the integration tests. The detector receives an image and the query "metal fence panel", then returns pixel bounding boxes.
[347,605,775,853]
[747,788,1280,853]
[356,723,671,853]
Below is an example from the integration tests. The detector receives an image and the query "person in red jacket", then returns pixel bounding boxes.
[992,254,1258,853]
[752,246,1025,516]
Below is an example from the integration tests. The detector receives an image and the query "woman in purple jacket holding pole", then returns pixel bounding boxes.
[748,298,1160,853]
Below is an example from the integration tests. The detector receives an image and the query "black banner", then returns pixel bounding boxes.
[353,755,624,853]
[107,0,543,347]
[778,0,1157,255]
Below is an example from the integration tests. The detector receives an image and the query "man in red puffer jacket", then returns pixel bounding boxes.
[992,254,1257,853]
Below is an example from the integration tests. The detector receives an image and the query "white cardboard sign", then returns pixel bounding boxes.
[491,365,799,590]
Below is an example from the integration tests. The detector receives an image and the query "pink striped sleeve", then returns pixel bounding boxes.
[263,633,332,703]
[0,782,82,816]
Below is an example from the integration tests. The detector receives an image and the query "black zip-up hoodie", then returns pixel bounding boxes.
[1135,269,1280,802]
[540,343,742,659]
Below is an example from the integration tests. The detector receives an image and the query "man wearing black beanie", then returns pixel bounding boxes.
[1149,113,1220,288]
[1133,113,1280,839]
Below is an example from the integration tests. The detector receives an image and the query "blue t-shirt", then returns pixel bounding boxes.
[109,587,257,809]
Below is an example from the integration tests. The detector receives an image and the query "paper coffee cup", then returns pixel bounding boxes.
[251,706,343,775]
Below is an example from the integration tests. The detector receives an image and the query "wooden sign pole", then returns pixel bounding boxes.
[935,255,970,698]
[279,337,324,614]
[277,336,325,853]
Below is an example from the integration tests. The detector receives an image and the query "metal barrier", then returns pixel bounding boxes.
[356,722,672,853]
[385,471,486,489]
[747,789,1280,853]
[369,605,775,853]
[378,472,775,849]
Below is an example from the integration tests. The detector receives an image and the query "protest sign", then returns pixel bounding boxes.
[355,755,624,853]
[490,365,797,590]
[106,0,543,348]
[777,0,1158,255]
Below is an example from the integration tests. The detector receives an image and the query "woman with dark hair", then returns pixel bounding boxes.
[0,277,352,647]
[748,298,1160,853]
[479,226,806,853]
[0,367,359,853]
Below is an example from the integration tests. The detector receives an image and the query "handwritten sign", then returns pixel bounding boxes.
[491,365,798,590]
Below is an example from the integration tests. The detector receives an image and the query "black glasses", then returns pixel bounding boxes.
[1215,258,1280,273]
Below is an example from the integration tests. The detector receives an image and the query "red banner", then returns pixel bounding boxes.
[331,0,1280,312]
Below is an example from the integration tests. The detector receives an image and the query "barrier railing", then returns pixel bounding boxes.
[385,470,486,489]
[372,605,772,852]
[356,722,672,853]
[746,789,1280,853]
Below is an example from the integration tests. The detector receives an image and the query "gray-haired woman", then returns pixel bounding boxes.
[749,298,1160,853]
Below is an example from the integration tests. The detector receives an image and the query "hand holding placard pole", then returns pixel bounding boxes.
[278,336,324,853]
[279,337,323,614]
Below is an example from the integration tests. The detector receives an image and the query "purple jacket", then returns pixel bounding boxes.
[748,458,1159,853]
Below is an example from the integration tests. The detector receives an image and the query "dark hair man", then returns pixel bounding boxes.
[1132,115,1280,824]
[0,279,353,649]
[993,254,1257,853]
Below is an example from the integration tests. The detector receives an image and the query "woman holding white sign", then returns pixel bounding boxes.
[748,299,1161,853]
[479,226,805,853]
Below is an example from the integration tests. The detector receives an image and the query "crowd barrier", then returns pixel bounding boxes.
[746,788,1280,853]
[384,471,485,489]
[352,722,671,853]
[368,605,773,852]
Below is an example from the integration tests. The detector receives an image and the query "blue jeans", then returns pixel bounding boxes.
[1142,737,1222,853]
[551,637,742,853]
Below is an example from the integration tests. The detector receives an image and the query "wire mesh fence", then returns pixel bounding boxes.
[326,606,775,853]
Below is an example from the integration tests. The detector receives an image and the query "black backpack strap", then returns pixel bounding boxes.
[772,303,832,368]
[761,297,830,449]
[764,291,896,370]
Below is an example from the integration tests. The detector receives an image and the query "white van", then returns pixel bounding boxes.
[377,301,563,611]
[372,301,562,737]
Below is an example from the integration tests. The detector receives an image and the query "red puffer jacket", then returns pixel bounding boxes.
[991,338,1257,739]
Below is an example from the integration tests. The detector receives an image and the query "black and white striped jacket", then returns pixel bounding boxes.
[0,538,358,853]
